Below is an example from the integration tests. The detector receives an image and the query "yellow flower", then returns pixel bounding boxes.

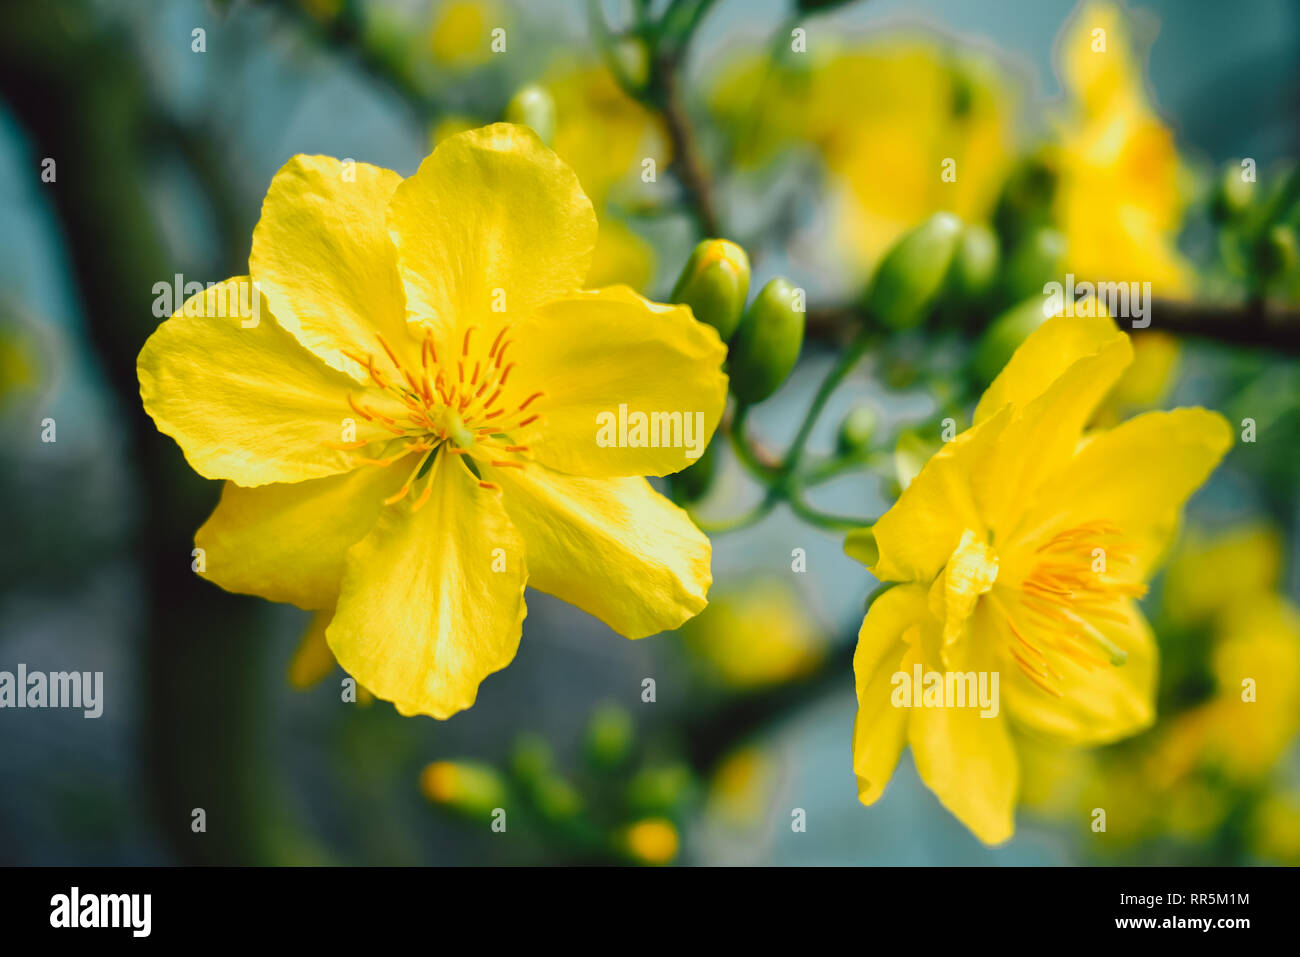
[682,579,825,689]
[622,817,679,865]
[848,314,1230,842]
[710,40,1015,277]
[546,63,667,289]
[1052,1,1192,293]
[427,0,500,71]
[138,124,727,719]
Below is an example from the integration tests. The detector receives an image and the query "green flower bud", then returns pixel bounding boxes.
[533,775,583,820]
[584,703,635,770]
[504,84,557,147]
[836,404,879,455]
[949,223,1000,302]
[670,238,751,341]
[1001,226,1065,303]
[893,428,940,490]
[626,764,693,814]
[420,761,506,818]
[1211,160,1256,222]
[1257,224,1298,279]
[843,526,878,567]
[728,276,805,403]
[671,435,717,503]
[864,212,963,329]
[510,732,554,783]
[972,297,1053,384]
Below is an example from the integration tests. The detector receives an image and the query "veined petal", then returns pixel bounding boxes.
[387,123,596,346]
[195,456,415,610]
[853,584,928,804]
[137,277,400,486]
[1009,408,1232,575]
[907,624,1018,844]
[974,314,1124,425]
[870,407,1009,584]
[488,464,710,638]
[327,453,528,719]
[250,156,415,380]
[506,286,728,477]
[989,598,1156,745]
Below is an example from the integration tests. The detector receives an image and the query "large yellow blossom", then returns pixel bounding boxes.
[1052,0,1192,294]
[138,124,727,719]
[848,314,1230,843]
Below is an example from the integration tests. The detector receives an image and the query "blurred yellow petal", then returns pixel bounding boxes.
[387,123,596,347]
[250,155,414,380]
[489,464,710,639]
[137,278,399,486]
[509,286,727,478]
[327,454,527,719]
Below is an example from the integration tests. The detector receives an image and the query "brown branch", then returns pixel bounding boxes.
[652,56,720,237]
[806,298,1300,354]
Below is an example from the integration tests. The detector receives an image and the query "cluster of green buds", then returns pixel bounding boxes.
[1211,158,1299,295]
[671,238,807,404]
[420,703,695,865]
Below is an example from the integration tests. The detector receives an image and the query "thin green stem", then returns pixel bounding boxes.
[781,331,877,479]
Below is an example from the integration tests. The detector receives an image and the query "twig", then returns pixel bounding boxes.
[806,298,1300,354]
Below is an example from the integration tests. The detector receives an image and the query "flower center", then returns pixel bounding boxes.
[995,520,1146,697]
[324,324,544,508]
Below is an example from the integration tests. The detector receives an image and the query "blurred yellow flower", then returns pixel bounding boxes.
[711,40,1015,277]
[683,579,826,689]
[546,64,668,289]
[1052,0,1192,294]
[138,124,727,719]
[427,0,500,70]
[707,746,776,829]
[623,817,680,865]
[849,314,1230,843]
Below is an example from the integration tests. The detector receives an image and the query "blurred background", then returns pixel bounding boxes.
[1,0,1297,865]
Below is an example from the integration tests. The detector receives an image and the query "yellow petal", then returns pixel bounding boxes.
[907,624,1018,844]
[250,156,415,380]
[488,464,710,638]
[289,610,337,688]
[195,457,415,610]
[853,584,928,804]
[870,407,1009,584]
[327,453,528,719]
[1010,408,1232,575]
[971,328,1132,533]
[989,598,1156,745]
[387,123,596,346]
[974,314,1124,425]
[507,286,728,477]
[137,277,400,486]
